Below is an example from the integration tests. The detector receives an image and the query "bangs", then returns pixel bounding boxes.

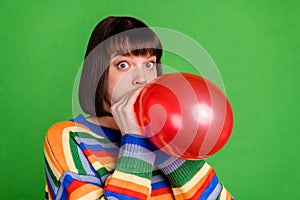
[107,28,162,60]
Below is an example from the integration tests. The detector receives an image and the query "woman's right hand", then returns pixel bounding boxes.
[110,87,145,136]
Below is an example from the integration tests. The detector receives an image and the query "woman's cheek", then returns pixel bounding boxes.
[110,81,131,103]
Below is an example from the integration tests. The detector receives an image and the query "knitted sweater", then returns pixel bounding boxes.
[44,115,234,200]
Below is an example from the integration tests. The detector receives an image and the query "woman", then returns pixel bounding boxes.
[44,16,234,199]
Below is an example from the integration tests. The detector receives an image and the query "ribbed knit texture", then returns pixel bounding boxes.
[44,115,234,200]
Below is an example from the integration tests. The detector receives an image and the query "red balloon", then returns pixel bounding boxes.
[134,72,233,159]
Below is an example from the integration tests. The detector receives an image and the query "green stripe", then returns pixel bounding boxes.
[44,157,59,187]
[96,167,110,177]
[152,169,161,176]
[69,136,87,175]
[168,159,205,187]
[117,157,153,179]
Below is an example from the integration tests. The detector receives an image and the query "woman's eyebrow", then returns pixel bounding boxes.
[110,55,130,63]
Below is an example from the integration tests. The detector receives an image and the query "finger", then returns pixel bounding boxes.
[126,86,144,106]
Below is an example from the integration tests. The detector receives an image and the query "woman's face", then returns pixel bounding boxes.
[106,54,157,104]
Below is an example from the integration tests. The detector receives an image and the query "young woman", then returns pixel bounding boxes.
[44,16,234,200]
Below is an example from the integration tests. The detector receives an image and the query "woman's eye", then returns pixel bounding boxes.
[116,61,129,70]
[145,61,155,69]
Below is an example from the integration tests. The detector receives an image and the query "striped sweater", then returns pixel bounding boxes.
[44,115,234,200]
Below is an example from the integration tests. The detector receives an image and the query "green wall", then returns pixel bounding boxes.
[1,1,299,199]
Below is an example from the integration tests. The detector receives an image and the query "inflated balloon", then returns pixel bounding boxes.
[134,72,233,160]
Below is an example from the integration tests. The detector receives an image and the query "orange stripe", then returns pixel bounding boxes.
[69,183,102,200]
[87,154,98,163]
[84,149,117,165]
[106,184,148,199]
[107,177,150,195]
[44,139,64,175]
[174,168,214,199]
[226,189,232,200]
[46,182,54,200]
[92,149,118,157]
[96,156,116,165]
[45,121,91,172]
[85,150,116,166]
[45,122,76,172]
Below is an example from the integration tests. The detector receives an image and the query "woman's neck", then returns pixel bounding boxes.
[86,116,119,130]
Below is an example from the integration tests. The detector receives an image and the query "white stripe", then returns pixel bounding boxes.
[45,166,58,193]
[207,182,222,200]
[44,148,61,180]
[76,137,118,149]
[112,170,151,187]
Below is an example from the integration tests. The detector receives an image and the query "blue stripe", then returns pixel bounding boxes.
[72,115,121,143]
[56,172,103,199]
[151,180,170,189]
[59,188,67,200]
[56,174,73,200]
[79,142,118,153]
[45,175,56,200]
[105,191,139,200]
[61,171,102,187]
[121,134,157,151]
[199,175,219,200]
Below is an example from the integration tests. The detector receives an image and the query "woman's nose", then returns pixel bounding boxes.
[132,66,147,85]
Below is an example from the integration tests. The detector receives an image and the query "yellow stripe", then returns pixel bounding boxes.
[44,148,61,180]
[112,170,151,187]
[172,163,211,195]
[62,127,78,173]
[65,125,105,139]
[220,186,228,200]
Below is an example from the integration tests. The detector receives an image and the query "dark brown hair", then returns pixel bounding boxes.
[79,16,163,117]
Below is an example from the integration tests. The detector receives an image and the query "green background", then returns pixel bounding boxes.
[1,1,299,199]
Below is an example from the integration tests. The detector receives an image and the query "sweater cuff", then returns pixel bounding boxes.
[155,151,206,187]
[116,134,156,177]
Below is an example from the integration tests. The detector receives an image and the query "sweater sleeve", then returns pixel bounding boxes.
[103,134,156,199]
[44,121,106,200]
[155,150,234,200]
[44,121,157,200]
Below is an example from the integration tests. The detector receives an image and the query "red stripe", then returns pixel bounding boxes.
[67,180,86,194]
[188,170,216,200]
[83,149,92,156]
[105,184,148,199]
[151,187,172,196]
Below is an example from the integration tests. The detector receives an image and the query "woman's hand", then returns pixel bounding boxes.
[110,87,145,136]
